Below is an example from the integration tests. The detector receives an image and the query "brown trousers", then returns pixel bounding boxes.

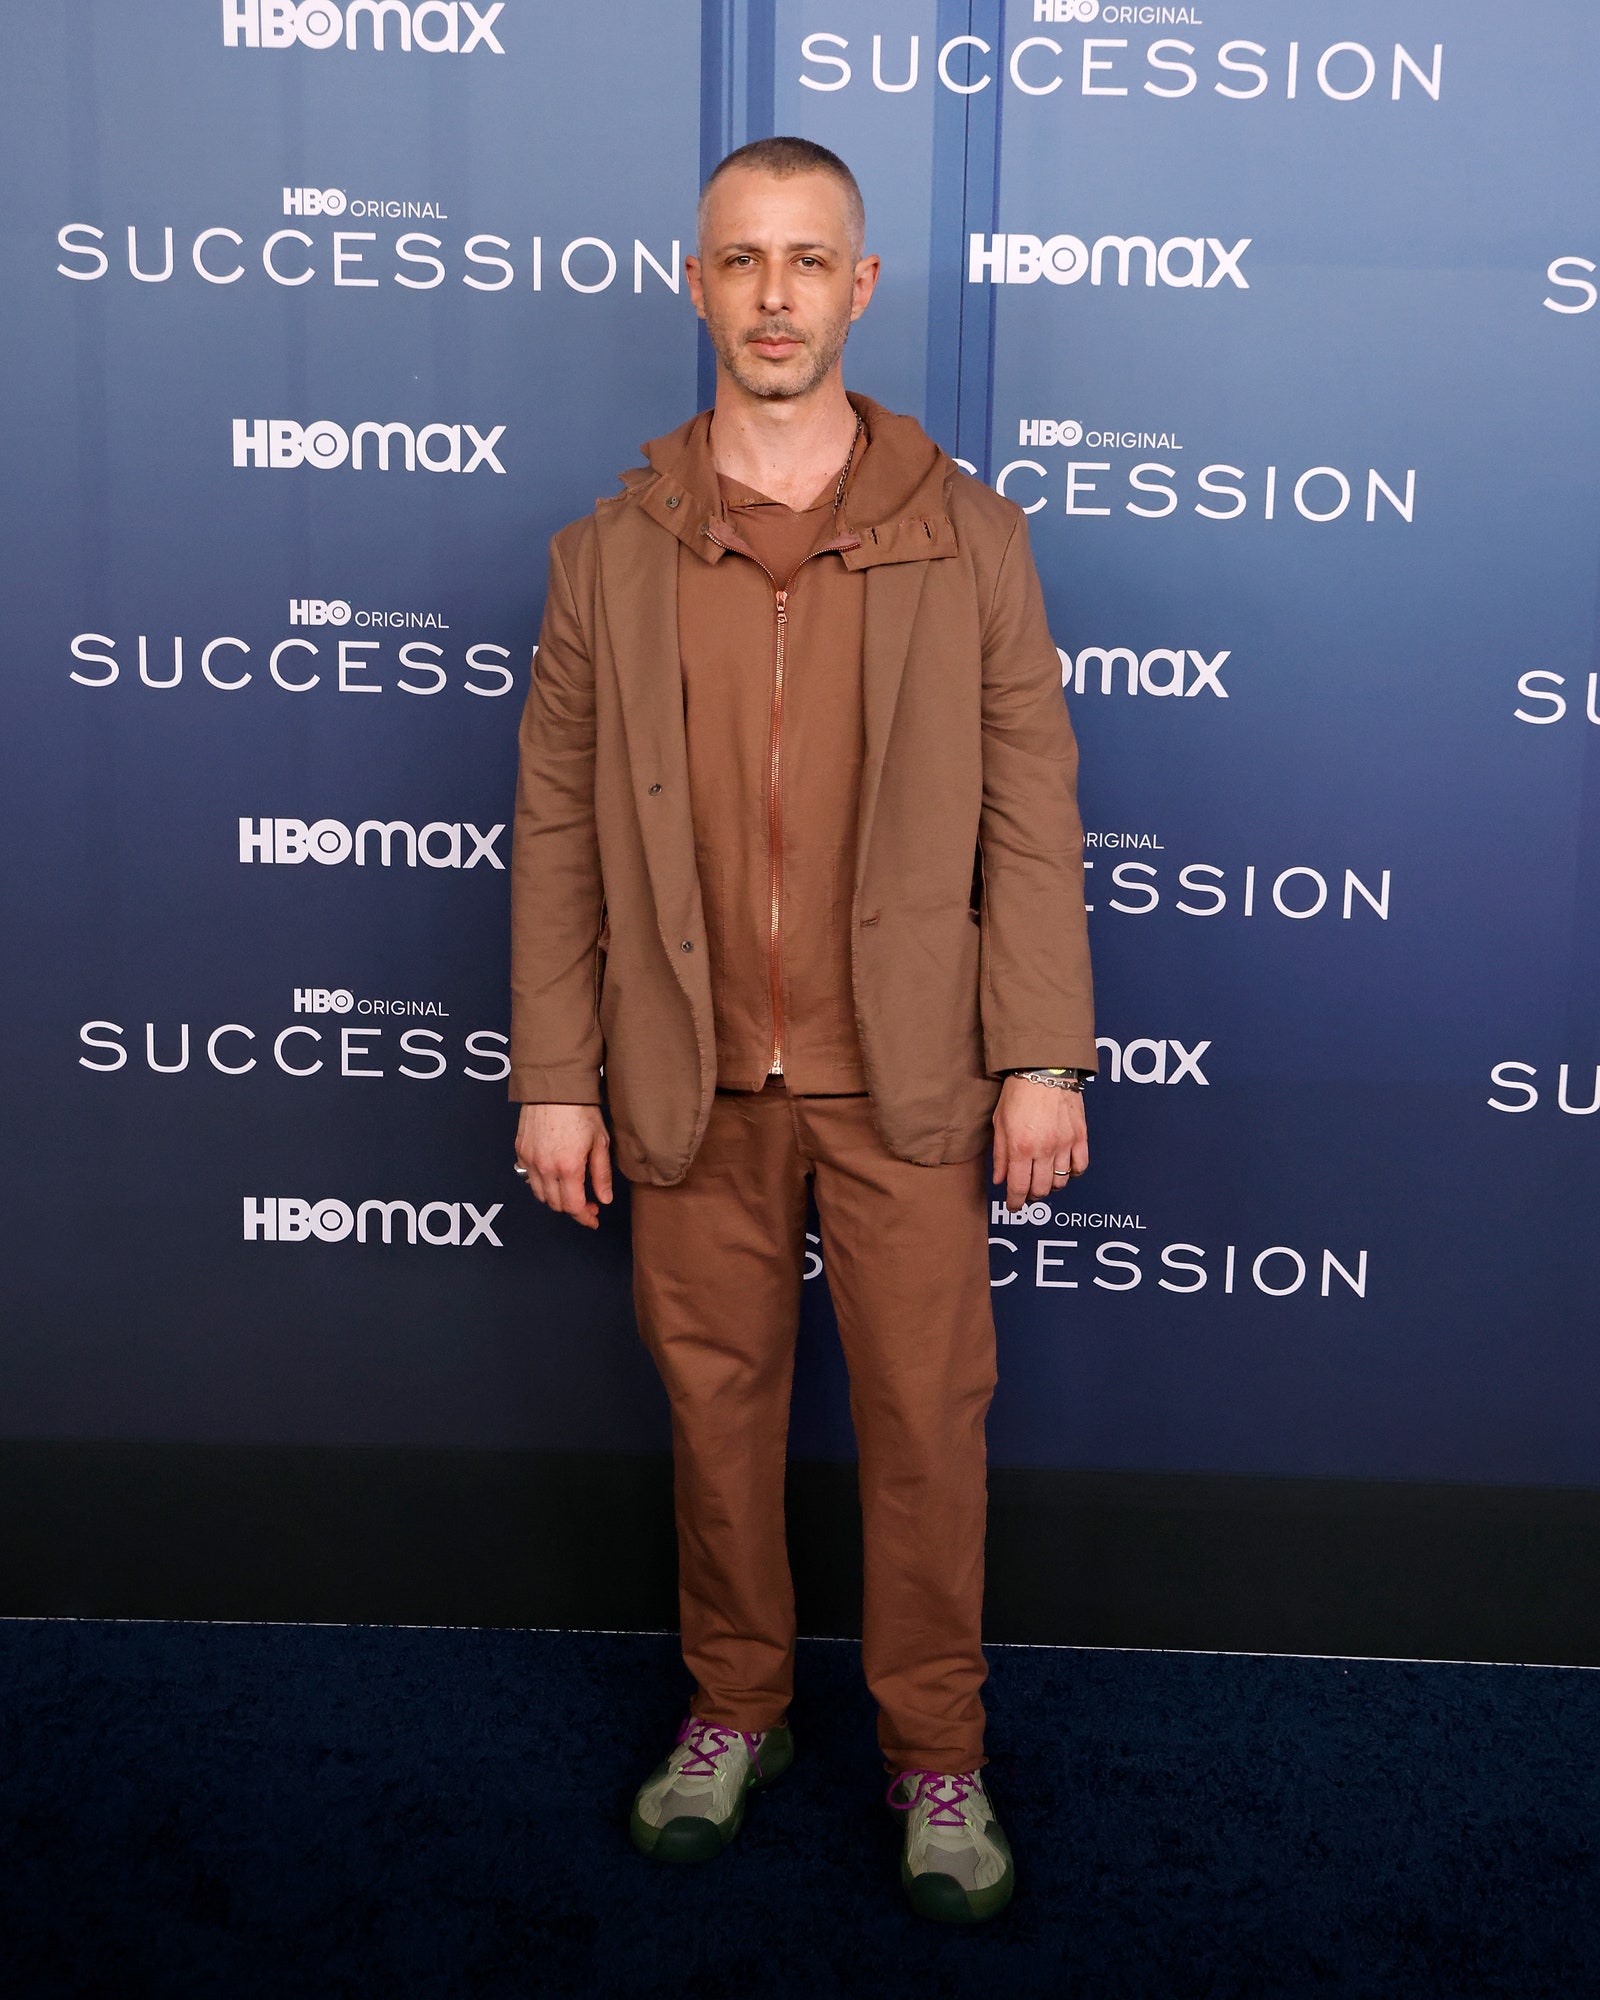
[629,1081,997,1773]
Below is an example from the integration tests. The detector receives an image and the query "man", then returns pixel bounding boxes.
[509,138,1094,1925]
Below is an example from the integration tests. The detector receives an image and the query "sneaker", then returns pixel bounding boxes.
[629,1716,794,1864]
[888,1769,1015,1923]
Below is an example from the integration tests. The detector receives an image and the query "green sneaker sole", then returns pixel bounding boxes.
[629,1725,794,1865]
[900,1854,1015,1924]
[893,1793,1015,1924]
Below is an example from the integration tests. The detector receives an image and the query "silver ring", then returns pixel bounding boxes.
[1052,1169,1072,1180]
[513,1163,528,1177]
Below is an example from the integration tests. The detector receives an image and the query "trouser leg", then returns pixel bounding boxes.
[796,1096,996,1774]
[628,1085,808,1732]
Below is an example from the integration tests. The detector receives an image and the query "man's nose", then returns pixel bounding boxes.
[756,268,792,314]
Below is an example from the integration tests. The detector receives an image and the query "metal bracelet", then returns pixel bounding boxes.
[1013,1069,1086,1092]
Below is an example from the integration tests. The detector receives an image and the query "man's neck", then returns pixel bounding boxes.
[708,371,860,511]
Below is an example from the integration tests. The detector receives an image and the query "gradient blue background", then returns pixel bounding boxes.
[1,1,1595,1486]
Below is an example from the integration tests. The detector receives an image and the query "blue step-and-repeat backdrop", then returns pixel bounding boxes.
[2,2,1596,1489]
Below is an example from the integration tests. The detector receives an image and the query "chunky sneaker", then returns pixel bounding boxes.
[629,1716,794,1864]
[889,1769,1015,1923]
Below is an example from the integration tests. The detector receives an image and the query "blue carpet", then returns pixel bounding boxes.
[0,1622,1596,1997]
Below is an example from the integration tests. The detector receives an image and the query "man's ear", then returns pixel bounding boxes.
[685,253,707,321]
[849,253,881,323]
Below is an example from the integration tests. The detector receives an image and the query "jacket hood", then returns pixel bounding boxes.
[619,394,959,569]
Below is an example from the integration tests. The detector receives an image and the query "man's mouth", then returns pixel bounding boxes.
[746,330,805,359]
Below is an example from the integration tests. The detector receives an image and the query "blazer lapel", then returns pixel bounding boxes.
[593,501,710,1006]
[855,561,931,893]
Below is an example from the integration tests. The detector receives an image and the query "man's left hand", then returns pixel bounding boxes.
[992,1076,1089,1214]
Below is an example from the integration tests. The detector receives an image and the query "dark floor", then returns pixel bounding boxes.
[0,1621,1596,1998]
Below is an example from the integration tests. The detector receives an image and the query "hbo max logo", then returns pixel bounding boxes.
[233,419,504,474]
[239,817,506,868]
[224,2,505,54]
[969,234,1250,289]
[243,1196,503,1245]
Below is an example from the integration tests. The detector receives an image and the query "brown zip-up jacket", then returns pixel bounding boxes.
[509,394,1096,1184]
[679,409,872,1095]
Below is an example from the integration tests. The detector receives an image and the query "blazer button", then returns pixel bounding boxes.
[665,495,680,509]
[680,940,693,952]
[648,783,662,795]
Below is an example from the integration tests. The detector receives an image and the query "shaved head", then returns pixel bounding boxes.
[697,136,865,260]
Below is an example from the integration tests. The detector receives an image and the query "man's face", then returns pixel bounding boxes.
[687,168,878,403]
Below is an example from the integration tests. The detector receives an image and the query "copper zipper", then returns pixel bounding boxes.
[768,588,788,1074]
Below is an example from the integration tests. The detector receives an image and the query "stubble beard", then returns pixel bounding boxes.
[708,303,853,402]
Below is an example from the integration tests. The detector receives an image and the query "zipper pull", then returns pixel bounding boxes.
[775,589,788,622]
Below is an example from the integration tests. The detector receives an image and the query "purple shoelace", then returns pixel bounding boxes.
[888,1769,981,1827]
[675,1715,766,1781]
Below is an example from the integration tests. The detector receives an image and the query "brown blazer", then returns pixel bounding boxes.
[509,397,1095,1185]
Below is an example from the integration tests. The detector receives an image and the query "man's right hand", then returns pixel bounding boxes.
[515,1102,613,1229]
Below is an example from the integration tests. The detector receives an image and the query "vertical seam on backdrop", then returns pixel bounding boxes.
[980,0,1005,484]
[956,1,976,461]
[699,0,725,189]
[926,0,972,458]
[697,2,778,413]
[697,0,726,412]
[725,3,735,155]
[926,1,1005,478]
[746,0,775,147]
